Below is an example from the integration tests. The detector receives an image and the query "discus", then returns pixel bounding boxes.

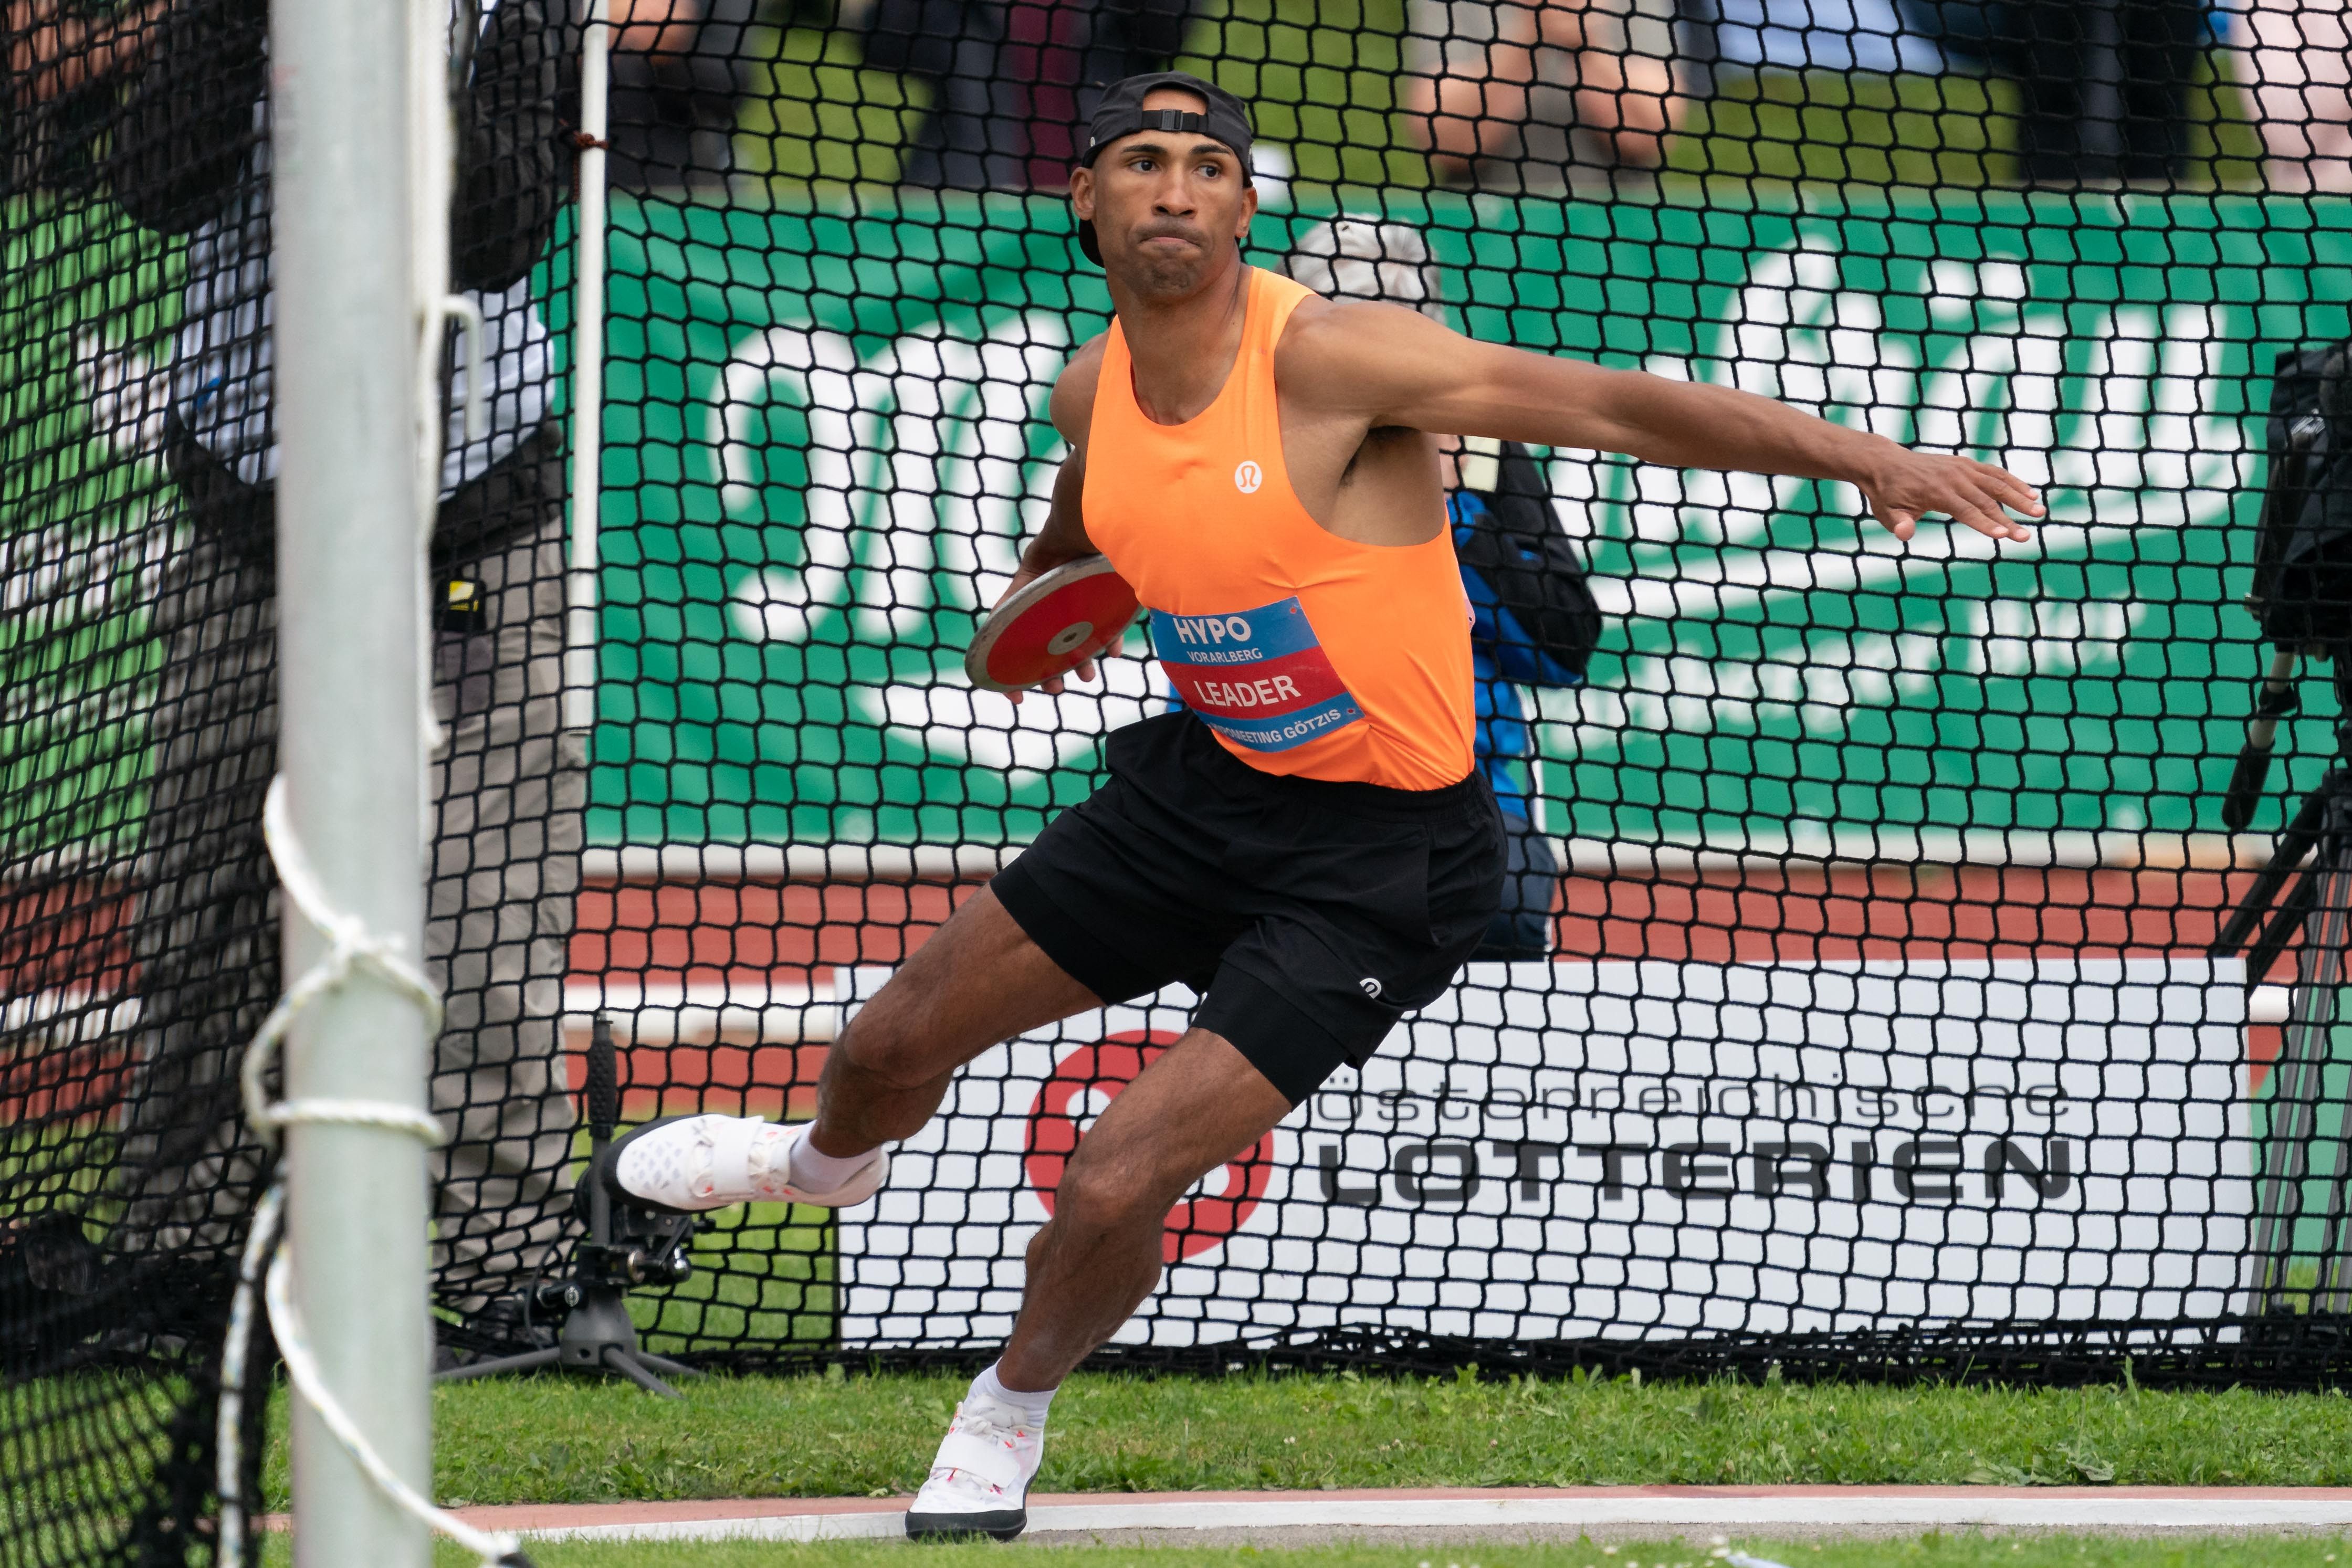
[964,555,1141,694]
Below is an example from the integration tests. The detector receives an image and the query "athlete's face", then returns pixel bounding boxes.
[1072,88,1256,301]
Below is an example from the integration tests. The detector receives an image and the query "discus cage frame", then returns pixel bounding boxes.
[2214,645,2352,1320]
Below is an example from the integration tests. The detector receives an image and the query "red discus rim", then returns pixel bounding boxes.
[964,556,1141,694]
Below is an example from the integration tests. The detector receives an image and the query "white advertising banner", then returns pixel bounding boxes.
[837,958,2255,1349]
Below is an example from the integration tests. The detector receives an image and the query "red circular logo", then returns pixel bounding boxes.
[1024,1030,1275,1262]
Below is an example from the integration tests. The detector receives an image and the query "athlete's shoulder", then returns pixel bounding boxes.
[1049,331,1111,446]
[1251,264,1318,305]
[1273,293,1450,405]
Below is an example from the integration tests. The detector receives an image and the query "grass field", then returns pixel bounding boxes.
[261,1533,2352,1567]
[240,1371,2352,1566]
[259,1369,2352,1509]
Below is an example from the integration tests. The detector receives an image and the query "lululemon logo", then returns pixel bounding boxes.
[1234,460,1264,494]
[1359,977,1383,999]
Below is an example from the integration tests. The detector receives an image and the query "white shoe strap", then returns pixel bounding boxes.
[933,1423,1033,1491]
[702,1117,776,1202]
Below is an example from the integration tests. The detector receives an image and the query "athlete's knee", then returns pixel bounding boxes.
[1052,1143,1186,1234]
[827,1013,943,1094]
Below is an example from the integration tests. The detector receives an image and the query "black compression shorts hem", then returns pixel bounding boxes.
[994,853,1358,1106]
[990,853,1148,1006]
[1194,964,1351,1107]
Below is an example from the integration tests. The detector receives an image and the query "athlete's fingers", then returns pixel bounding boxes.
[1957,466,2039,531]
[1955,473,2036,540]
[1880,472,2035,543]
[1928,486,1996,536]
[1071,655,1099,686]
[1872,452,2043,544]
[1942,489,2024,541]
[1968,458,2045,515]
[993,568,1040,611]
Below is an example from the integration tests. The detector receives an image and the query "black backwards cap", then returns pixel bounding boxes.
[1076,70,1255,266]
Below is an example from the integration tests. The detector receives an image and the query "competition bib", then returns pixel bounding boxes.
[1148,597,1365,753]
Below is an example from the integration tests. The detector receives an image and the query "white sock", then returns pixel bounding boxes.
[784,1125,875,1193]
[972,1361,1057,1427]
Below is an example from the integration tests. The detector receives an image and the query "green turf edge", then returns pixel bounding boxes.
[250,1370,2352,1511]
[257,1532,2352,1568]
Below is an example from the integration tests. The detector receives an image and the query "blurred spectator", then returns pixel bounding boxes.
[1401,0,1935,181]
[1287,218,1581,961]
[607,0,756,190]
[1402,0,1694,178]
[2224,0,2352,191]
[1713,0,1941,71]
[0,0,172,194]
[850,0,1201,188]
[1406,0,2227,188]
[1908,0,2209,184]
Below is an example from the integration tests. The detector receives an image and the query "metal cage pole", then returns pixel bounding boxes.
[270,0,440,1553]
[565,0,610,735]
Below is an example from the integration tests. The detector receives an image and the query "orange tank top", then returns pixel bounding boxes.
[1082,268,1475,792]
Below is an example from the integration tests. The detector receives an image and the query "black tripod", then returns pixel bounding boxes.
[2213,655,2352,1313]
[437,1017,705,1397]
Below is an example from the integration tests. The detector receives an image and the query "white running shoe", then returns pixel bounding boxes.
[904,1388,1046,1541]
[598,1115,888,1214]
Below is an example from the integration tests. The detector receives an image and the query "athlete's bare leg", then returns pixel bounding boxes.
[812,892,1290,1391]
[994,1027,1290,1391]
[805,886,1100,1160]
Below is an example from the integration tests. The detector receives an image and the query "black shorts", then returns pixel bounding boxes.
[991,712,1507,1104]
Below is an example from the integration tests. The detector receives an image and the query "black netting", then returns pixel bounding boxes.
[10,0,2352,1556]
[3,0,579,1559]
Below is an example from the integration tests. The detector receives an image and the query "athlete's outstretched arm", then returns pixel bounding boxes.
[1284,299,2042,543]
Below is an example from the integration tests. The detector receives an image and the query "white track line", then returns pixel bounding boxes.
[516,1494,2352,1543]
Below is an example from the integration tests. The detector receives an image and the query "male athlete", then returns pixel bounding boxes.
[601,70,2041,1539]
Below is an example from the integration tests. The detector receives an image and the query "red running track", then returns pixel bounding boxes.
[0,864,2290,1124]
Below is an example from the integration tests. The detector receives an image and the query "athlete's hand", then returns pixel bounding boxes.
[987,567,1099,707]
[1857,447,2043,543]
[1031,656,1099,703]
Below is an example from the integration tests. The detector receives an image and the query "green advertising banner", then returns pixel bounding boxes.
[582,192,2352,853]
[0,199,177,864]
